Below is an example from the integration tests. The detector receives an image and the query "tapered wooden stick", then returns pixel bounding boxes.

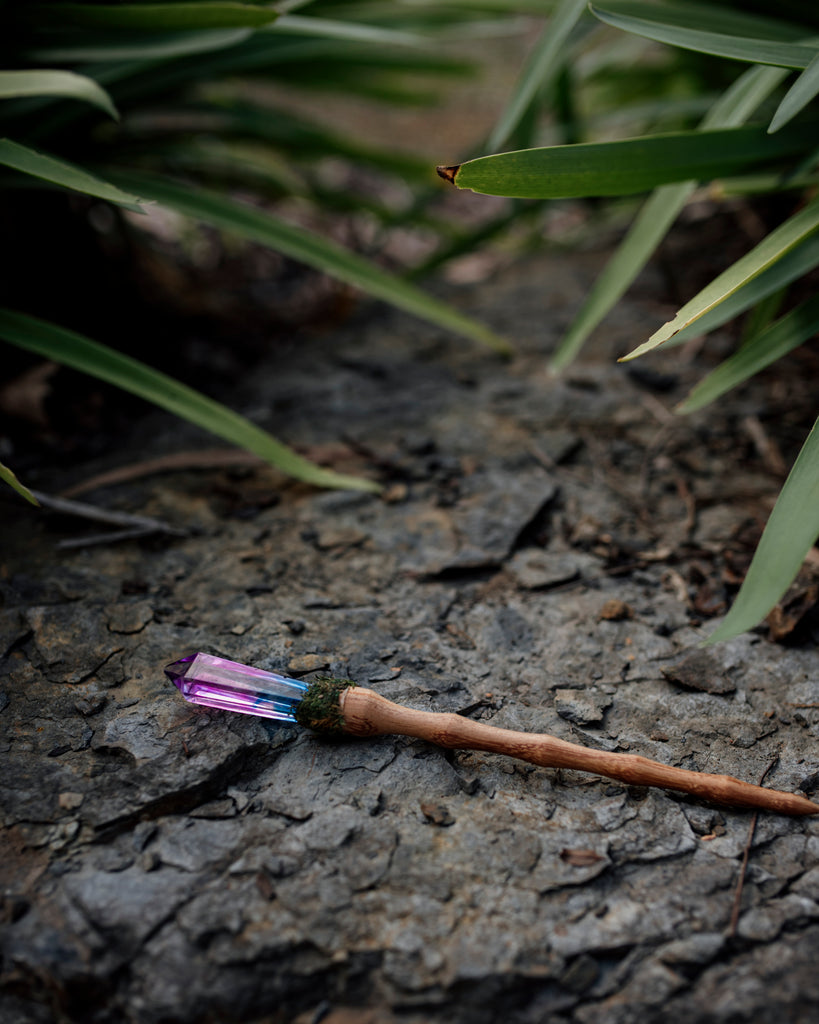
[333,687,818,817]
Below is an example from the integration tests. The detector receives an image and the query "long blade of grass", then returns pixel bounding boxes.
[441,122,811,199]
[678,294,819,413]
[135,100,431,178]
[0,460,40,506]
[30,29,253,62]
[591,3,818,70]
[108,171,512,354]
[622,197,819,359]
[0,139,145,207]
[487,0,588,153]
[588,0,811,40]
[29,3,280,31]
[0,308,378,493]
[0,69,118,119]
[769,51,819,133]
[705,416,819,643]
[272,15,424,47]
[550,63,789,370]
[665,229,819,347]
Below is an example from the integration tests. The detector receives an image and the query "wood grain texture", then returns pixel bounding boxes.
[339,687,819,816]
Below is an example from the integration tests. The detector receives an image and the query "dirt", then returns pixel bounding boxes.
[1,234,819,1024]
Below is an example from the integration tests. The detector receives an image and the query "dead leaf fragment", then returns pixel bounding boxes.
[767,584,819,644]
[560,848,605,867]
[598,599,633,622]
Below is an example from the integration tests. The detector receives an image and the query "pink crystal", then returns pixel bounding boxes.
[165,652,307,722]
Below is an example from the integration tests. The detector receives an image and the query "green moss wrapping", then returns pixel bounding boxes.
[295,675,355,735]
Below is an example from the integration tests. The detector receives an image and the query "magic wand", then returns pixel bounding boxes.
[166,652,818,816]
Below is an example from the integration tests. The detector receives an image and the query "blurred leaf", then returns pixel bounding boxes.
[0,460,40,506]
[0,69,118,119]
[550,64,789,370]
[0,139,145,207]
[769,52,819,133]
[487,0,588,153]
[272,15,424,47]
[0,308,379,493]
[678,294,819,412]
[705,416,819,643]
[137,100,431,178]
[30,3,280,31]
[740,286,787,343]
[591,3,817,69]
[87,35,471,111]
[590,0,811,39]
[444,122,811,199]
[109,171,513,354]
[665,229,819,346]
[30,29,254,62]
[623,197,819,358]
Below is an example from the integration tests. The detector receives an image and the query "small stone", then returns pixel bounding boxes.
[554,688,610,726]
[106,601,154,635]
[598,598,633,621]
[661,650,736,695]
[140,850,161,872]
[420,802,455,827]
[560,953,599,994]
[74,693,107,717]
[58,792,84,811]
[286,653,330,674]
[315,527,368,550]
[507,549,581,590]
[382,482,408,503]
[190,798,237,819]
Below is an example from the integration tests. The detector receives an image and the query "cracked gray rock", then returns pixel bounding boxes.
[1,245,818,1024]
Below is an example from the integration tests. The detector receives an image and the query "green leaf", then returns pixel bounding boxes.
[622,197,819,359]
[487,0,588,153]
[591,3,818,70]
[272,14,424,48]
[0,308,378,493]
[29,3,280,31]
[550,64,789,370]
[665,229,819,346]
[590,0,811,40]
[0,460,40,506]
[705,416,819,643]
[0,69,118,119]
[30,29,254,63]
[769,52,819,133]
[442,122,812,199]
[107,171,512,355]
[678,294,819,412]
[0,139,145,207]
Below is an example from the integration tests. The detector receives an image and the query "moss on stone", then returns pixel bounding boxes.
[295,675,355,735]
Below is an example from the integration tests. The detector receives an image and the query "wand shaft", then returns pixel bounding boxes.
[340,687,818,816]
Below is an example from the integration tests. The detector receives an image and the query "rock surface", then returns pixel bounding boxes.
[2,246,818,1024]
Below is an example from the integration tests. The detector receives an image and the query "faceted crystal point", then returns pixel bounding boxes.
[165,652,308,722]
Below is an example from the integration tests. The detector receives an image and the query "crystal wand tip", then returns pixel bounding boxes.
[165,652,308,723]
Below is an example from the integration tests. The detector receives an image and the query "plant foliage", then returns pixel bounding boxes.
[443,0,819,641]
[0,0,511,499]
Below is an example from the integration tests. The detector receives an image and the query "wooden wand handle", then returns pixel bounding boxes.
[338,687,818,817]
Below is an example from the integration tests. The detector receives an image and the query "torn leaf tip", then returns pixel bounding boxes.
[436,164,459,184]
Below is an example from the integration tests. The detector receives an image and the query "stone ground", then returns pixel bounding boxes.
[1,242,819,1024]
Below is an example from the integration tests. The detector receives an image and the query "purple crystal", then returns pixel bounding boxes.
[165,652,307,722]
